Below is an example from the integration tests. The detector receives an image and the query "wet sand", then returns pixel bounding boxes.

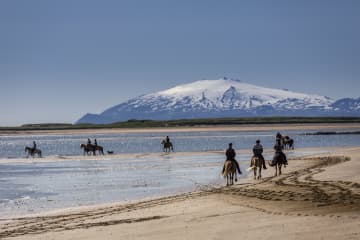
[1,146,360,239]
[1,122,360,136]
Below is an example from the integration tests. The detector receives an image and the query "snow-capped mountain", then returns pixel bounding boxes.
[76,78,359,124]
[330,97,360,114]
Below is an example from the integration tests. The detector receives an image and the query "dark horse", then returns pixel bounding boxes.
[161,140,174,152]
[25,146,42,158]
[80,144,104,156]
[282,136,294,150]
[269,153,287,176]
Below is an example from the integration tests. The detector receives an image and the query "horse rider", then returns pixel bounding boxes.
[32,141,37,155]
[87,138,91,145]
[165,136,170,144]
[270,138,288,167]
[252,139,267,169]
[276,132,284,148]
[94,139,98,146]
[223,143,242,175]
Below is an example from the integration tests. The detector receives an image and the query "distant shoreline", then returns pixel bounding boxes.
[1,122,360,136]
[1,117,360,132]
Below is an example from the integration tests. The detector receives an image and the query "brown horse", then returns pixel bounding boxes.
[25,146,42,158]
[161,140,173,152]
[250,156,262,180]
[222,160,237,186]
[81,144,104,156]
[81,144,104,155]
[94,145,104,155]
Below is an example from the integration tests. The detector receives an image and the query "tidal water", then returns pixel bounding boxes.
[0,128,359,218]
[1,128,360,158]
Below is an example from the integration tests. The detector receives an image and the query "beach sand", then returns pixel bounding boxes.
[1,146,360,239]
[1,122,360,136]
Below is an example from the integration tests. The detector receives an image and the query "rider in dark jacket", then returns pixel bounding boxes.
[32,141,37,155]
[224,143,242,175]
[166,136,170,144]
[252,140,266,169]
[271,139,288,166]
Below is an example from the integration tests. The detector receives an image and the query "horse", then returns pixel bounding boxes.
[25,146,42,158]
[222,160,237,186]
[250,156,262,180]
[161,140,173,152]
[283,136,294,150]
[95,145,104,155]
[269,153,286,176]
[81,144,104,156]
[80,144,96,156]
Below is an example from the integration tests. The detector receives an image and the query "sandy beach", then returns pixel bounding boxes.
[1,122,360,136]
[0,145,359,240]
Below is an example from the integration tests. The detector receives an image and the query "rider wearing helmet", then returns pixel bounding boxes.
[252,139,266,169]
[224,143,242,175]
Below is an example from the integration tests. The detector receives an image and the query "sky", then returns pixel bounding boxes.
[1,0,359,126]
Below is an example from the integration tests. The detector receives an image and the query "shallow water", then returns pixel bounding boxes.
[0,128,360,158]
[0,153,224,218]
[0,150,327,218]
[0,128,359,218]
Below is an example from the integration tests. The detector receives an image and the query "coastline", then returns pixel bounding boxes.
[1,122,360,136]
[1,146,360,239]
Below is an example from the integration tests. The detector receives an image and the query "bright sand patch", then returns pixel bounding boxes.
[1,147,360,239]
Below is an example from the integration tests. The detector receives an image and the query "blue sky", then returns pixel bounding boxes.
[1,0,359,126]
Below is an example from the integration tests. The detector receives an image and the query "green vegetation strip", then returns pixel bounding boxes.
[1,117,360,131]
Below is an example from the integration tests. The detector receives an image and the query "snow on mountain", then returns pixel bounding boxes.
[76,78,358,124]
[330,97,360,113]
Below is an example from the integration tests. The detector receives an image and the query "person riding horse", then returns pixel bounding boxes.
[252,140,267,169]
[165,136,170,144]
[270,138,288,167]
[223,143,242,175]
[32,141,37,155]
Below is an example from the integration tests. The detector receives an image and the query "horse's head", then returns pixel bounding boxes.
[161,140,165,145]
[80,144,85,148]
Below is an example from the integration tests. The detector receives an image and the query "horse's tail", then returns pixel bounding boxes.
[223,161,234,177]
[222,162,228,177]
[250,156,255,167]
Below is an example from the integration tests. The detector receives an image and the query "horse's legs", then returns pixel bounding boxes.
[275,165,278,176]
[279,165,282,175]
[253,168,256,180]
[258,167,262,179]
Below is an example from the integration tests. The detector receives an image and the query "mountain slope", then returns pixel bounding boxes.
[76,78,358,124]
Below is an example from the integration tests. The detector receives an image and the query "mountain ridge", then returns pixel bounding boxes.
[76,78,360,124]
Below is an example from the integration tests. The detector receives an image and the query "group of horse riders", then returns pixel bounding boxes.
[222,132,290,179]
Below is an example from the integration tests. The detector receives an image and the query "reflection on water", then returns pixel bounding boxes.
[0,154,224,218]
[0,149,329,218]
[0,128,359,218]
[0,128,360,158]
